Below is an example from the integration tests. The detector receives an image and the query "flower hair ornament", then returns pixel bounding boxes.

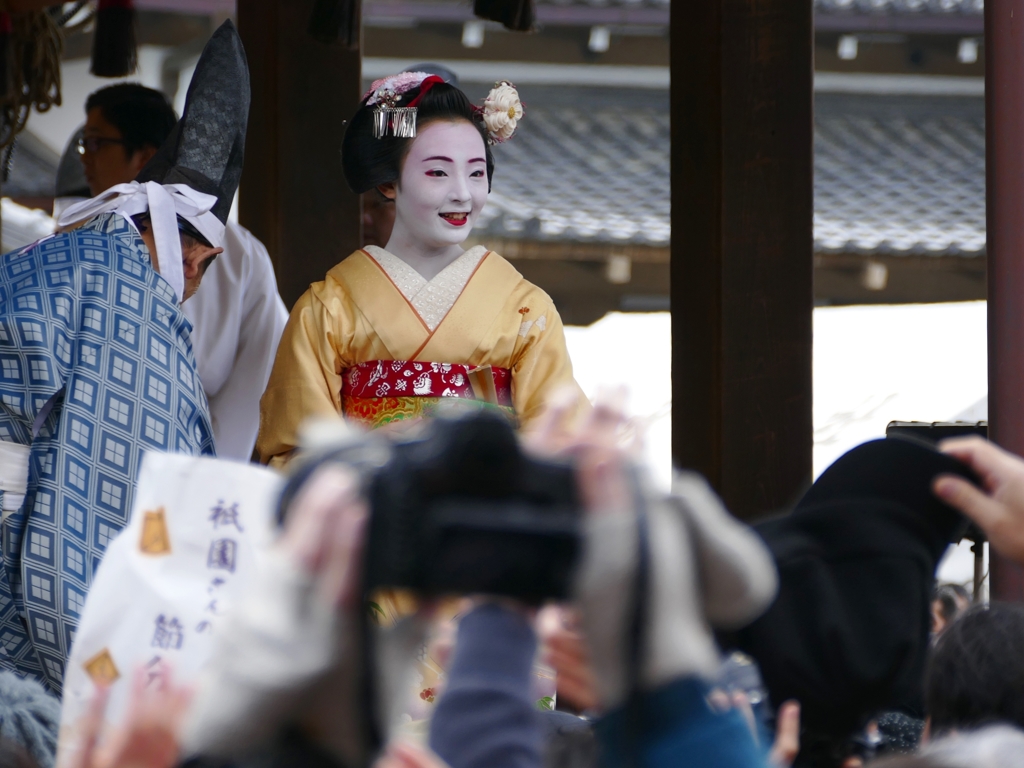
[364,72,525,144]
[481,80,524,144]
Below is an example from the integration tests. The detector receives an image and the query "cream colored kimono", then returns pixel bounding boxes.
[257,245,586,465]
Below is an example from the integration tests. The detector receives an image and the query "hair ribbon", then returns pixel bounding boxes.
[406,75,446,109]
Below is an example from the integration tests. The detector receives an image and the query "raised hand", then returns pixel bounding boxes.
[63,667,191,768]
[539,607,601,713]
[934,436,1024,564]
[278,463,368,609]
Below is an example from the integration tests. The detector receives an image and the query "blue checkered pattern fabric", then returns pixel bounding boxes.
[0,213,215,694]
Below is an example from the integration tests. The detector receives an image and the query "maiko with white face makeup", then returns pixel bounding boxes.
[378,120,491,279]
[259,73,588,468]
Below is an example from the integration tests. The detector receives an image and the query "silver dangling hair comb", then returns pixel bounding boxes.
[372,106,418,139]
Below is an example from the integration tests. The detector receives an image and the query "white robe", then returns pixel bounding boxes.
[184,222,288,460]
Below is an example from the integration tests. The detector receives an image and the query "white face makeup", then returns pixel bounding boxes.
[390,120,489,253]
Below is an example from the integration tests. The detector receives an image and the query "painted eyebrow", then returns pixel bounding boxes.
[422,156,487,163]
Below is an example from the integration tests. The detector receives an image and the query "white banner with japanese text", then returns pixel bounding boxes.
[56,451,282,762]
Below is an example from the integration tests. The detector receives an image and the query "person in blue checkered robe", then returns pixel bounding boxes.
[0,211,216,692]
[0,19,250,693]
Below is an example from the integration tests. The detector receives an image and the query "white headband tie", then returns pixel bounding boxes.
[56,181,224,304]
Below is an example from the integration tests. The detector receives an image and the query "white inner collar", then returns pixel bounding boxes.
[365,245,488,331]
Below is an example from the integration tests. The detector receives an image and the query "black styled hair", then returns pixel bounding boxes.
[933,583,971,627]
[926,602,1024,736]
[85,83,178,157]
[341,80,494,194]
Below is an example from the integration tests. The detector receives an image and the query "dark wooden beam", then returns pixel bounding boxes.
[671,1,814,520]
[237,0,362,309]
[985,0,1024,601]
[814,253,986,306]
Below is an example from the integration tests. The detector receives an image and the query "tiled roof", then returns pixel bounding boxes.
[475,85,986,257]
[540,0,974,10]
[536,0,669,6]
[4,131,58,198]
[476,86,671,247]
[814,92,984,256]
[391,0,979,12]
[814,0,983,13]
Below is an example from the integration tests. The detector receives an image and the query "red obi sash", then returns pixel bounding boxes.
[342,360,514,430]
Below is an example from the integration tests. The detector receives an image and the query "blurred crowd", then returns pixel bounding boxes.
[0,392,1023,768]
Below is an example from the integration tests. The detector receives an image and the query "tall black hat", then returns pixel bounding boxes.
[136,20,249,225]
[731,438,979,760]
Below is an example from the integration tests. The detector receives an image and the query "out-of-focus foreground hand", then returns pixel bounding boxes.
[530,386,777,714]
[526,385,634,516]
[769,701,801,768]
[180,464,367,759]
[277,463,368,609]
[374,741,450,768]
[539,607,601,713]
[716,692,800,768]
[63,668,191,768]
[934,436,1024,564]
[527,387,637,713]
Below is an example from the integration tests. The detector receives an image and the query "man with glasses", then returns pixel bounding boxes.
[73,82,288,461]
[80,84,177,198]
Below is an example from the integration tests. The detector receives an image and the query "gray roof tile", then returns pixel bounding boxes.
[476,86,671,246]
[533,0,977,10]
[4,131,58,198]
[814,0,983,13]
[814,93,984,256]
[477,87,985,256]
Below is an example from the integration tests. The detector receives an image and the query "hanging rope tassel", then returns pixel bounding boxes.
[91,0,137,77]
[0,10,62,150]
[0,13,12,103]
[473,0,534,32]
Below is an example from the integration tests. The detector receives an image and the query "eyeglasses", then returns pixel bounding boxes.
[77,136,127,154]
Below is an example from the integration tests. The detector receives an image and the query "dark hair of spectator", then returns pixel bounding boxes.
[341,80,494,195]
[0,737,40,768]
[933,583,971,627]
[926,602,1024,736]
[85,83,177,158]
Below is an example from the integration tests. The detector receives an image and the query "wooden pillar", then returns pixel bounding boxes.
[237,0,362,309]
[670,1,814,520]
[985,0,1024,601]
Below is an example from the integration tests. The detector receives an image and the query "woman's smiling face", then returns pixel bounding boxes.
[389,120,489,250]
